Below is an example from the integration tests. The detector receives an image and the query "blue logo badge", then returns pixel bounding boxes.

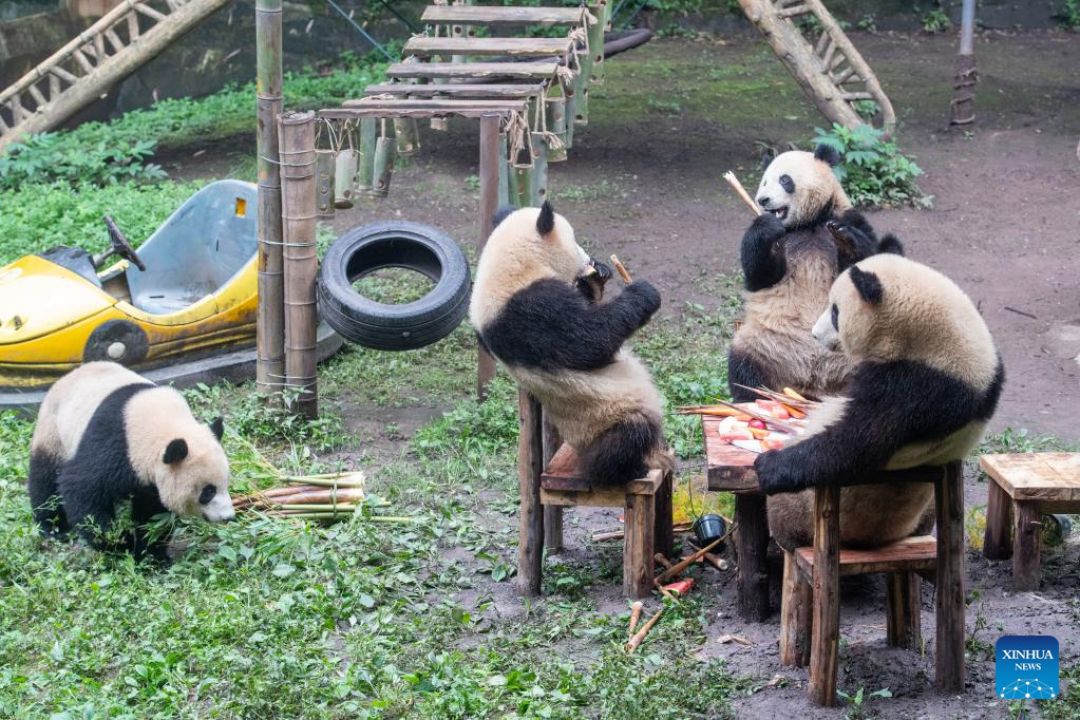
[996,635,1059,701]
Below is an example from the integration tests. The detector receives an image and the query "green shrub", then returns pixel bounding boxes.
[812,123,927,208]
[921,8,952,33]
[0,134,165,191]
[1060,0,1080,29]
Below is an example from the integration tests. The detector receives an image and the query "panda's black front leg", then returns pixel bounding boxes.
[130,486,173,564]
[740,213,787,291]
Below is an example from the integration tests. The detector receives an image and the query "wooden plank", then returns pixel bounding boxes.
[345,98,528,112]
[809,485,841,706]
[364,82,545,98]
[320,106,523,120]
[421,5,588,25]
[1013,500,1041,591]
[517,389,544,597]
[404,37,572,58]
[386,61,560,80]
[983,474,1013,560]
[979,453,1080,501]
[624,490,655,598]
[934,461,966,692]
[795,535,937,577]
[540,444,662,494]
[734,493,771,621]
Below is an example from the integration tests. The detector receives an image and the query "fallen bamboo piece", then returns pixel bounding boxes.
[732,384,816,409]
[688,542,730,572]
[270,503,362,513]
[654,579,675,600]
[593,521,692,543]
[626,608,663,653]
[723,171,762,216]
[628,601,644,635]
[610,254,633,283]
[282,472,366,488]
[655,535,726,584]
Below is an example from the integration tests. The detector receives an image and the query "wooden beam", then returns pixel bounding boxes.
[364,82,545,99]
[404,37,572,58]
[386,61,560,81]
[477,113,500,400]
[421,5,588,25]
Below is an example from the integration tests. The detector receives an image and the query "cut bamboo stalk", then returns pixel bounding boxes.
[370,122,397,197]
[315,149,335,217]
[723,171,762,216]
[278,110,319,419]
[655,535,726,584]
[628,601,644,635]
[394,117,421,156]
[272,503,361,512]
[256,0,285,397]
[626,608,663,652]
[356,117,377,191]
[334,148,358,209]
[610,254,632,283]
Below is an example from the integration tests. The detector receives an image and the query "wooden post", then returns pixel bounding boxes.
[542,411,564,552]
[255,0,285,397]
[394,118,421,156]
[983,477,1013,560]
[356,117,377,192]
[734,493,770,621]
[950,0,977,126]
[779,550,801,666]
[886,572,922,650]
[1013,500,1041,592]
[624,486,656,598]
[477,114,501,400]
[653,470,673,558]
[278,110,318,419]
[796,573,812,667]
[517,389,545,596]
[545,96,568,162]
[809,484,840,707]
[587,0,607,86]
[935,461,966,692]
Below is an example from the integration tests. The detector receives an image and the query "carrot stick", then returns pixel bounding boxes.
[610,254,633,283]
[723,171,763,216]
[626,608,663,653]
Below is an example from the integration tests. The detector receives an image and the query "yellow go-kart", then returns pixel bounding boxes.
[0,180,339,409]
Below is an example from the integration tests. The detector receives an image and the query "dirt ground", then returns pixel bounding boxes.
[168,29,1080,718]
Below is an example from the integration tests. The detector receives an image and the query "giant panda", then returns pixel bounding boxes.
[28,362,234,560]
[728,145,903,402]
[470,202,672,485]
[754,254,1005,549]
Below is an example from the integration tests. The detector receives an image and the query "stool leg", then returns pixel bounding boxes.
[517,389,544,597]
[779,551,802,666]
[653,471,674,558]
[809,485,840,707]
[935,461,966,692]
[734,493,771,621]
[542,413,564,552]
[624,492,655,599]
[983,478,1013,561]
[886,572,923,650]
[797,575,812,667]
[1013,500,1041,591]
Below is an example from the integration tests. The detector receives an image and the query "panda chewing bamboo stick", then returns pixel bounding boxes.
[470,202,673,486]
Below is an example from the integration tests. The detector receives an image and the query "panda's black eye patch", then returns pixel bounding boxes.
[831,303,839,330]
[198,484,217,505]
[779,174,795,194]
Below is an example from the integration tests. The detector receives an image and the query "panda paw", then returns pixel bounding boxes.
[624,280,661,320]
[754,450,808,494]
[749,211,786,240]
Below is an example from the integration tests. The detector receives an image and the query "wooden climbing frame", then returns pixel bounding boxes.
[736,0,896,135]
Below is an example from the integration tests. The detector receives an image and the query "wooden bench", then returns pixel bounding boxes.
[518,391,674,598]
[980,452,1080,591]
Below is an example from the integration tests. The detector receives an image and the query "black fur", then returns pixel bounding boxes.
[574,260,612,304]
[740,212,788,292]
[727,351,776,402]
[849,266,884,304]
[878,234,904,255]
[30,382,173,560]
[536,201,555,235]
[579,416,661,486]
[814,143,842,167]
[209,416,225,441]
[754,357,1005,494]
[491,206,516,230]
[481,278,660,372]
[163,438,188,464]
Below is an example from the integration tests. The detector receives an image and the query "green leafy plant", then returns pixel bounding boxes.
[1058,0,1080,29]
[812,123,927,208]
[0,134,165,190]
[921,8,952,33]
[856,13,877,31]
[838,687,893,720]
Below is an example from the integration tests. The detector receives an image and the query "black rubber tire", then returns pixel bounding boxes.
[317,221,471,351]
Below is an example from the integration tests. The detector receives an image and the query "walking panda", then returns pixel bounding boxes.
[755,255,1005,549]
[470,202,673,485]
[28,362,234,560]
[728,145,902,402]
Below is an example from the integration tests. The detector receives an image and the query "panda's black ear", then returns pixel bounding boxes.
[163,438,189,465]
[813,143,842,167]
[849,266,884,305]
[536,201,555,236]
[209,416,225,441]
[878,234,905,256]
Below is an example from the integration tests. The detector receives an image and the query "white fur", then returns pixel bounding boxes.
[756,150,851,228]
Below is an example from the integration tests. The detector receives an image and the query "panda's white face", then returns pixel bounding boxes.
[812,303,840,351]
[756,150,845,228]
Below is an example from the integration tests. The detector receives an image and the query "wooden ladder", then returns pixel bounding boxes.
[0,0,230,154]
[737,0,895,134]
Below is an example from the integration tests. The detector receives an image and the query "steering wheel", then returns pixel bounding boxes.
[103,215,147,272]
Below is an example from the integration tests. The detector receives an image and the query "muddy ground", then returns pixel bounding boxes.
[167,29,1080,718]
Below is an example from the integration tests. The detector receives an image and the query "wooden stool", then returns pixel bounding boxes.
[516,390,674,599]
[784,462,966,706]
[980,453,1080,591]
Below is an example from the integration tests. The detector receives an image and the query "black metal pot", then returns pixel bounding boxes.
[692,514,727,547]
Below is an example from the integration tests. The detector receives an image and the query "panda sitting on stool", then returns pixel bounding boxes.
[728,145,902,402]
[28,362,234,561]
[755,255,1004,549]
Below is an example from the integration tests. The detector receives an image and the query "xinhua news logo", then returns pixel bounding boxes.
[996,635,1059,701]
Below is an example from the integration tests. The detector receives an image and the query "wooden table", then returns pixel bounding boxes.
[980,452,1080,591]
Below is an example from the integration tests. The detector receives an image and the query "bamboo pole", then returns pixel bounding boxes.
[356,117,377,191]
[949,0,977,126]
[256,0,285,397]
[477,114,501,400]
[278,110,319,420]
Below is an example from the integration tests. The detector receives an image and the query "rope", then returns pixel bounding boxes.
[505,111,533,169]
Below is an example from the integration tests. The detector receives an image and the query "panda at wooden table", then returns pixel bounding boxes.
[470,202,673,486]
[728,145,903,402]
[28,362,234,561]
[755,254,1005,549]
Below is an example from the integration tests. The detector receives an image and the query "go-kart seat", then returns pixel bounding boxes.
[126,180,258,316]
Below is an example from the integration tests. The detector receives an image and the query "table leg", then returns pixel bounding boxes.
[935,461,966,692]
[1013,500,1041,592]
[809,485,841,707]
[517,389,544,597]
[734,492,771,621]
[983,477,1013,560]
